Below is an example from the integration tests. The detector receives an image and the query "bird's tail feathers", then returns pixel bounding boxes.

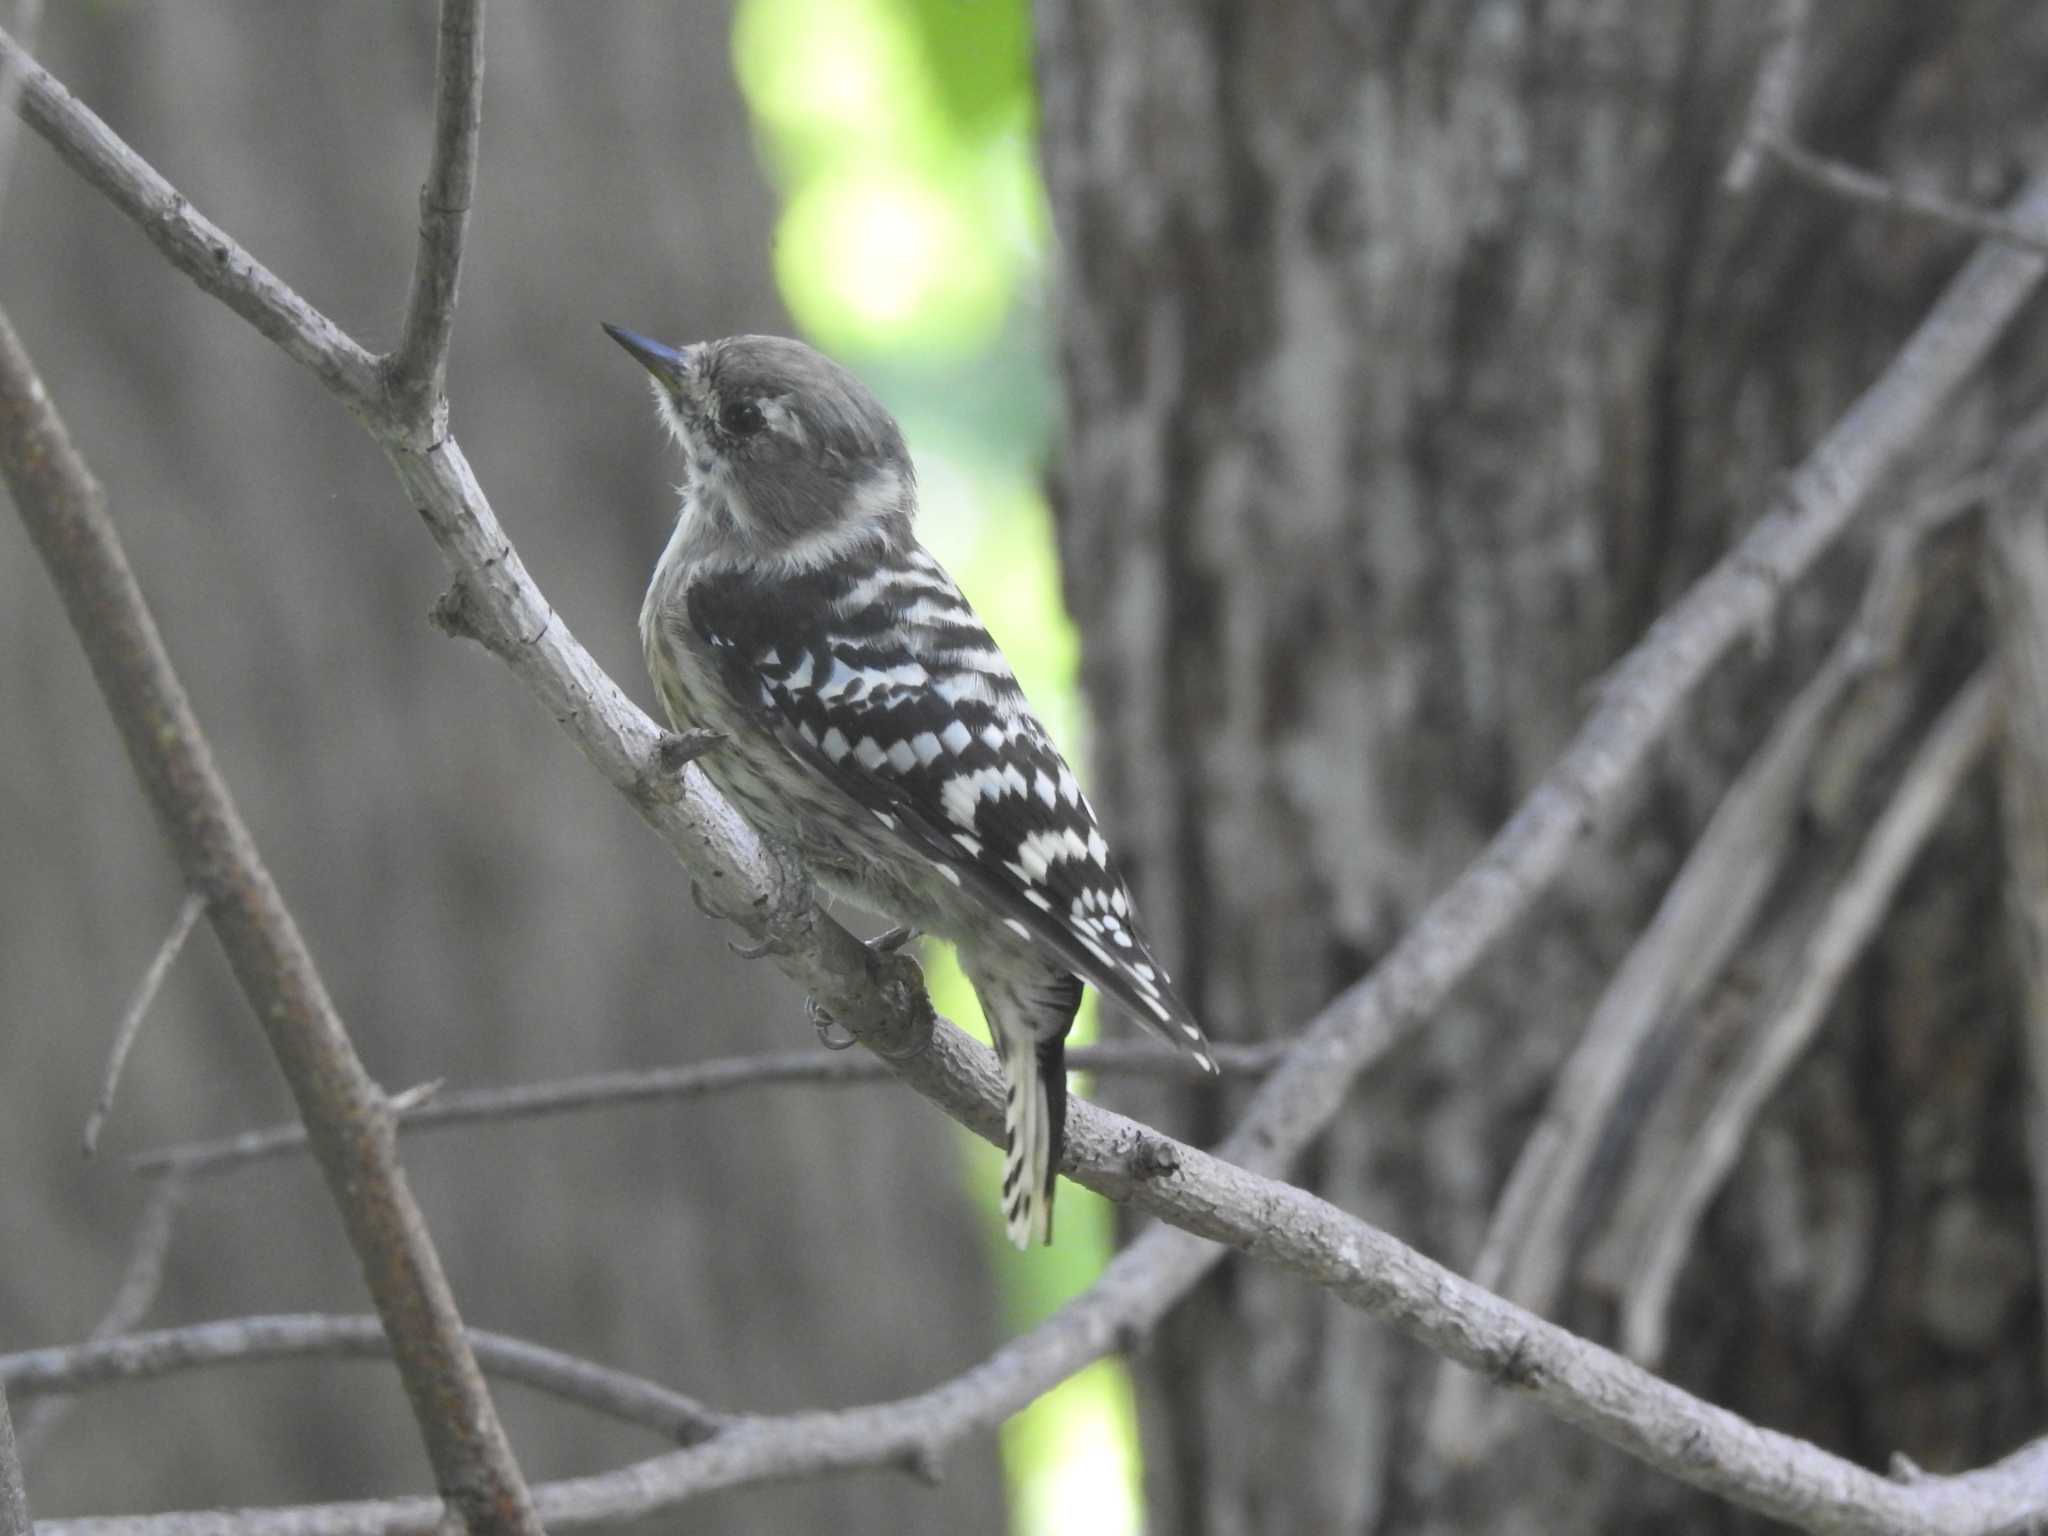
[980,971,1080,1250]
[998,1037,1048,1248]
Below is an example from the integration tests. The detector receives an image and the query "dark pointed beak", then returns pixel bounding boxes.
[602,323,691,387]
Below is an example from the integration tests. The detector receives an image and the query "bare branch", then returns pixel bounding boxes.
[0,0,42,232]
[0,311,538,1535]
[1767,140,2048,259]
[1621,668,1999,1364]
[133,1040,1286,1181]
[2,1315,729,1448]
[384,0,483,430]
[14,35,2048,1533]
[28,1076,2048,1535]
[0,26,380,408]
[1427,476,1985,1457]
[0,1379,30,1536]
[1720,1,2048,255]
[1984,434,2048,1388]
[82,891,204,1158]
[14,1174,188,1462]
[1724,0,1810,192]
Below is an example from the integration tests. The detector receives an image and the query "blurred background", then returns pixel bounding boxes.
[8,4,2048,1534]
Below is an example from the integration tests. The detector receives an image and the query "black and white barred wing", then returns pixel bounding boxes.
[686,560,1214,1066]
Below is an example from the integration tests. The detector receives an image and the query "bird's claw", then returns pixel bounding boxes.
[806,997,860,1051]
[868,924,921,955]
[689,878,727,922]
[728,932,790,960]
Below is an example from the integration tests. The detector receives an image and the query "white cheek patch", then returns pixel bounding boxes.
[758,394,808,448]
[844,465,910,525]
[653,382,696,450]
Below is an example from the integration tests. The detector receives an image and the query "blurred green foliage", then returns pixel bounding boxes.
[733,0,1045,361]
[732,2,1141,1531]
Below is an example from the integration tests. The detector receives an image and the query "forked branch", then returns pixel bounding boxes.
[385,0,483,430]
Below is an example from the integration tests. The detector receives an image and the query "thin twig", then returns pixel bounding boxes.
[83,890,204,1158]
[1724,0,1810,193]
[13,29,2048,1532]
[0,0,42,234]
[384,0,482,430]
[0,310,538,1534]
[27,1082,2048,1536]
[1768,139,2048,259]
[0,1379,30,1536]
[1427,474,1985,1459]
[2,1315,730,1449]
[0,26,378,406]
[132,1040,1286,1181]
[13,1174,189,1462]
[1621,669,1999,1364]
[1720,1,2048,257]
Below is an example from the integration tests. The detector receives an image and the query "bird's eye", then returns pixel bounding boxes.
[720,399,766,438]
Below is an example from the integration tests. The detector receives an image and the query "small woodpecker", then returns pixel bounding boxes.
[608,325,1216,1247]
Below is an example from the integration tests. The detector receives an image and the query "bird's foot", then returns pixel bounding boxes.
[868,924,922,955]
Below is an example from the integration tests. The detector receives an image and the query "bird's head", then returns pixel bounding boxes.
[604,326,914,569]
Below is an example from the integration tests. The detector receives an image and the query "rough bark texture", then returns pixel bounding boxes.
[1037,3,2047,1531]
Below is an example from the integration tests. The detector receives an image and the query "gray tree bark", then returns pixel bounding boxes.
[1037,3,2046,1531]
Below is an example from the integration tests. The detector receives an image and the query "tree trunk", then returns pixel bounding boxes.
[1037,3,2046,1530]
